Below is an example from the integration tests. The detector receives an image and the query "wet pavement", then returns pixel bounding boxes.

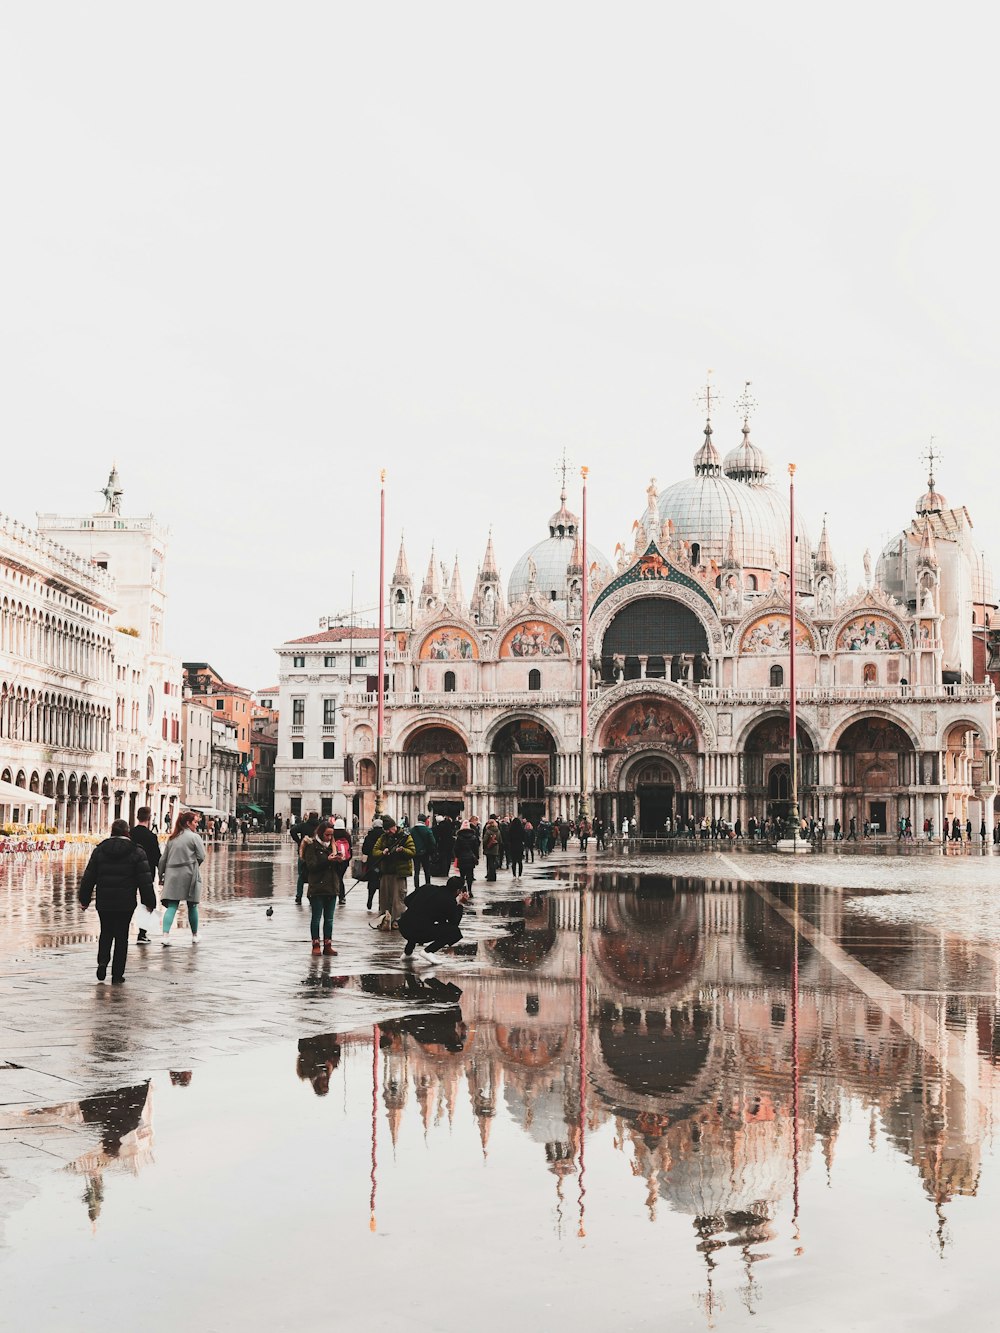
[3,839,1000,1330]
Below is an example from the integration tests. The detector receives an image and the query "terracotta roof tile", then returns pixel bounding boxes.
[286,627,382,645]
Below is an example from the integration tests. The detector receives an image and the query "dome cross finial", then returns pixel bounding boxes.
[921,437,941,490]
[735,380,757,429]
[555,447,573,500]
[695,370,721,425]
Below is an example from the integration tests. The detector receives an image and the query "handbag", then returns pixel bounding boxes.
[352,856,369,881]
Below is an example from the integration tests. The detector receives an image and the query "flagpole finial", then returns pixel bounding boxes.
[380,468,386,483]
[788,463,797,478]
[580,465,589,481]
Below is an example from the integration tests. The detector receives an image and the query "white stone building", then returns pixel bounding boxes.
[272,624,381,823]
[339,418,998,837]
[0,511,116,830]
[37,467,183,828]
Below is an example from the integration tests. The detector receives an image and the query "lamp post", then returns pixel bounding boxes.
[786,463,802,842]
[579,465,590,824]
[374,470,386,818]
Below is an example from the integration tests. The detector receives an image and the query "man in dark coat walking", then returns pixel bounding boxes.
[131,806,161,944]
[410,814,437,887]
[79,819,156,983]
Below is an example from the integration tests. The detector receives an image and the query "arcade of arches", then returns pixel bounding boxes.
[352,693,993,833]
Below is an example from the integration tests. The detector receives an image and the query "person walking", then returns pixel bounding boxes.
[507,816,525,879]
[371,816,415,930]
[303,821,341,955]
[410,814,437,887]
[131,805,161,945]
[523,818,536,862]
[482,815,502,881]
[331,818,352,904]
[398,875,468,964]
[158,810,207,945]
[454,818,479,896]
[78,818,156,983]
[291,811,319,904]
[361,817,383,910]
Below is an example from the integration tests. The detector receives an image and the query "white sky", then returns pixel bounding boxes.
[2,4,997,688]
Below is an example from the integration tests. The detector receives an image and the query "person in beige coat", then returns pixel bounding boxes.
[158,810,207,945]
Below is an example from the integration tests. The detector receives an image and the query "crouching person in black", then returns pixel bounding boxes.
[79,818,156,984]
[398,875,468,967]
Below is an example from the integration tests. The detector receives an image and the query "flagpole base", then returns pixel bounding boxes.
[776,838,812,855]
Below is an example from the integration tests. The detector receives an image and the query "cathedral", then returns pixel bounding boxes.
[340,414,997,837]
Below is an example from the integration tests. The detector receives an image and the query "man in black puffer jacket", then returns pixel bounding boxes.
[79,818,156,984]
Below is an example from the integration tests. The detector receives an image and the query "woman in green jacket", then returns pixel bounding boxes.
[302,822,341,955]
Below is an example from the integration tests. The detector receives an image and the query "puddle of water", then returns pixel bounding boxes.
[3,855,1000,1329]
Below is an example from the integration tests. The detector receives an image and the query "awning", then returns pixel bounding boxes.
[182,805,229,819]
[0,779,55,808]
[237,802,266,816]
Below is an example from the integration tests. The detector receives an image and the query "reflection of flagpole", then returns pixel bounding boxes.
[791,884,801,1245]
[370,1024,379,1232]
[578,878,589,1238]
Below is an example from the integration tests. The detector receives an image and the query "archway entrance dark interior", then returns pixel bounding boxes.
[633,758,680,835]
[601,597,710,683]
[491,719,556,814]
[429,798,464,820]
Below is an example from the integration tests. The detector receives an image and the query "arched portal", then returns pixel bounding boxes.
[598,694,702,831]
[600,596,711,683]
[403,724,470,820]
[490,718,557,821]
[744,716,817,824]
[628,755,684,835]
[836,716,916,835]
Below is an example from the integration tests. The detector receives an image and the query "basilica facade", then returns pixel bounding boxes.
[339,421,997,836]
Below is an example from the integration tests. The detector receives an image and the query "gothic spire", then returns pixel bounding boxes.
[392,534,410,583]
[814,514,835,573]
[481,528,499,578]
[447,556,464,610]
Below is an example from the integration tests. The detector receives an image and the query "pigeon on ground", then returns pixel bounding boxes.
[266,905,274,917]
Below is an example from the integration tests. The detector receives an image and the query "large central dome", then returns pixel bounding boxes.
[654,423,812,586]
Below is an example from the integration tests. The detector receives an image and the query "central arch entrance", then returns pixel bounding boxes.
[632,757,681,834]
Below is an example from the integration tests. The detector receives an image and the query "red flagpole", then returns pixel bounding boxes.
[787,464,800,840]
[579,466,590,823]
[375,471,386,818]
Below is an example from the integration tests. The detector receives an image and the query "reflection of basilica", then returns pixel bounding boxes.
[355,883,998,1273]
[338,425,996,834]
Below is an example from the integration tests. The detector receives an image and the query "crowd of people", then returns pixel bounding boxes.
[77,798,996,983]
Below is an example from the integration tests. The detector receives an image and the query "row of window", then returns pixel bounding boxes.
[291,655,369,669]
[435,670,543,693]
[289,741,336,760]
[290,699,338,725]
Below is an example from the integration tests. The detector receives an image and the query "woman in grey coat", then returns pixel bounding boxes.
[159,809,207,945]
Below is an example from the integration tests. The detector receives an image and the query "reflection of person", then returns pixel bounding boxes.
[296,1033,342,1095]
[158,811,206,946]
[398,875,468,965]
[78,819,156,983]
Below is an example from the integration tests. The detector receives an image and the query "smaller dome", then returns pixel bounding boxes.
[917,486,947,516]
[724,424,771,484]
[693,423,721,477]
[547,492,578,538]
